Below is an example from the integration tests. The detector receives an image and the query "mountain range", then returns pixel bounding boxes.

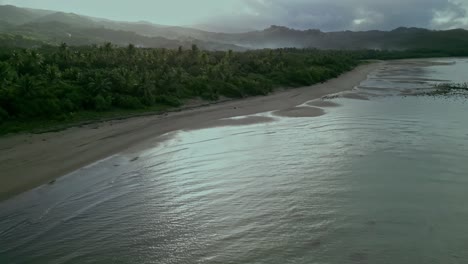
[1,4,468,51]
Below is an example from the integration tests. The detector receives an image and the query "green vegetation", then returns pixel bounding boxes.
[1,43,468,135]
[0,44,362,134]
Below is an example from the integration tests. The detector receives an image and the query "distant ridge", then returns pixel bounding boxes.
[1,4,468,51]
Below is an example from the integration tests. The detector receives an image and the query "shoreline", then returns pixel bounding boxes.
[0,62,381,202]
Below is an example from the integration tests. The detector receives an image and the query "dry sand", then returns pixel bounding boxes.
[0,62,381,201]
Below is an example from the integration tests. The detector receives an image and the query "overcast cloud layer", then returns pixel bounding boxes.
[1,0,468,32]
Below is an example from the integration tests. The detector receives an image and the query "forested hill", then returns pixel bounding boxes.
[0,5,245,51]
[1,5,468,51]
[213,26,468,51]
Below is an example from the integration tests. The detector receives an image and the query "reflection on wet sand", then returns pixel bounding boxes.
[306,100,341,108]
[184,116,276,131]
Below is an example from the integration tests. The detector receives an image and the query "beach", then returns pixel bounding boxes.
[0,62,380,201]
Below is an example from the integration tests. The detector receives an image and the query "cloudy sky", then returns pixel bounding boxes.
[1,0,468,32]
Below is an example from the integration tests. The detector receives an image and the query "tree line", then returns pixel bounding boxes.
[1,44,467,133]
[0,44,358,125]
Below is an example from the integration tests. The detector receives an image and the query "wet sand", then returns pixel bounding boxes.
[0,62,381,201]
[185,116,276,131]
[273,107,325,118]
[306,100,341,108]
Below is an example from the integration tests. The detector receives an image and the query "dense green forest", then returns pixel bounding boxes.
[0,44,359,134]
[1,44,468,134]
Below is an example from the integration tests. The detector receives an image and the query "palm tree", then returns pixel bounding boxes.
[103,42,113,53]
[17,75,37,97]
[0,62,15,84]
[59,42,68,52]
[137,73,156,105]
[127,44,136,54]
[45,65,62,83]
[87,73,112,96]
[191,44,199,55]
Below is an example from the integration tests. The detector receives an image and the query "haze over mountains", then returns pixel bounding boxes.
[1,4,468,51]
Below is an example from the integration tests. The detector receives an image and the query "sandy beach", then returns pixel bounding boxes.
[0,62,381,201]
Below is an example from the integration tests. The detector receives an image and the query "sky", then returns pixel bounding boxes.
[1,0,468,32]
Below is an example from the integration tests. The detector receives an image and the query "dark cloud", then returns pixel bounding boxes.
[431,0,468,29]
[202,0,468,32]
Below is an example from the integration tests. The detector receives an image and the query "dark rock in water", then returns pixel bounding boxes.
[48,179,56,185]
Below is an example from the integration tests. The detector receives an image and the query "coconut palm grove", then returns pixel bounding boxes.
[0,43,467,134]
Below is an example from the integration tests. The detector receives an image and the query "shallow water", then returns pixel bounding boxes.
[2,59,468,264]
